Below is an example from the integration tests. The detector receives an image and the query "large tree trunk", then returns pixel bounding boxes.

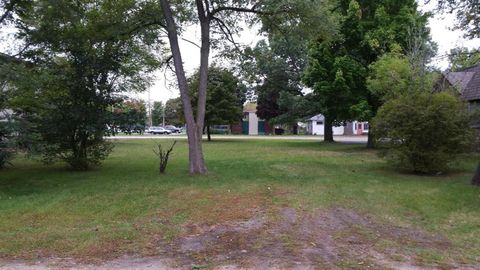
[324,117,334,142]
[160,0,207,175]
[472,162,480,186]
[367,131,375,149]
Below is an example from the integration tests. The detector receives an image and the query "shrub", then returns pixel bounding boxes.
[373,92,473,174]
[0,121,14,169]
[153,141,177,174]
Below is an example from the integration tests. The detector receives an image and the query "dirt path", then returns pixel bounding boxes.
[1,207,475,270]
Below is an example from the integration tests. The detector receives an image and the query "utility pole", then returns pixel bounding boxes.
[147,89,152,127]
[162,105,165,127]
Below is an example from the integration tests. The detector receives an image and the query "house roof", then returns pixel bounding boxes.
[442,63,480,101]
[306,114,325,122]
[444,72,475,91]
[243,102,257,113]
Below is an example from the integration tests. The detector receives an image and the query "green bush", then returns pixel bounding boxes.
[373,92,474,174]
[0,121,14,169]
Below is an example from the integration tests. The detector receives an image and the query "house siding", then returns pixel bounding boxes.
[248,112,259,135]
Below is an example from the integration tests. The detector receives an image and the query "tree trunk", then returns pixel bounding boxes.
[207,125,211,141]
[367,131,375,149]
[160,0,207,175]
[472,162,480,186]
[324,117,334,142]
[292,123,298,135]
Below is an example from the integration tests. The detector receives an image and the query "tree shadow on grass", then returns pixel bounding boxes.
[0,164,104,196]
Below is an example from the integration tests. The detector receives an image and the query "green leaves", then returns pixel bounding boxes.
[4,0,162,170]
[373,92,474,174]
[367,52,413,101]
[188,66,245,127]
[435,0,480,39]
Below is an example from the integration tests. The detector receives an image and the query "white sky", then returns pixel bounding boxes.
[132,24,263,105]
[2,0,480,105]
[419,1,480,68]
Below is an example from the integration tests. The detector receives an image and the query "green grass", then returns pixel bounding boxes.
[0,139,478,264]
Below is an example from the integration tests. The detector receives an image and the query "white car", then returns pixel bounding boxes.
[147,126,171,135]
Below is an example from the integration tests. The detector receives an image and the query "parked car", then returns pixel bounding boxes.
[209,125,230,134]
[147,126,171,135]
[164,125,182,133]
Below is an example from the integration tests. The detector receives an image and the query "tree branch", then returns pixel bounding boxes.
[211,16,242,52]
[210,4,267,17]
[0,0,16,25]
[180,37,201,49]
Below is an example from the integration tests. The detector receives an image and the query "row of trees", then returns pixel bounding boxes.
[248,0,434,146]
[151,98,183,127]
[150,66,247,141]
[1,0,478,178]
[239,0,479,178]
[111,100,147,135]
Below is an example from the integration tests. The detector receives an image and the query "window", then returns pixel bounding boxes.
[363,123,369,130]
[316,121,323,125]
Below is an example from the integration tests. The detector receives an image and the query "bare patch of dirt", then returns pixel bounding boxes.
[2,207,475,269]
[154,207,465,269]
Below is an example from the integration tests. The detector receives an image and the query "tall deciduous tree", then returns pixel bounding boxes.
[188,66,245,141]
[164,97,184,127]
[434,0,480,39]
[303,39,366,142]
[244,1,337,133]
[4,0,160,170]
[251,40,303,124]
[303,0,432,145]
[158,0,326,174]
[151,101,165,126]
[112,100,147,134]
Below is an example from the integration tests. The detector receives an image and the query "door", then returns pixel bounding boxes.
[258,120,265,135]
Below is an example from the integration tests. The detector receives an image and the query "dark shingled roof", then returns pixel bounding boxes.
[443,64,480,101]
[460,64,480,101]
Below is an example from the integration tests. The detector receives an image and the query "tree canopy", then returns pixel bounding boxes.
[302,0,432,144]
[188,66,246,141]
[448,47,480,71]
[434,0,480,39]
[2,0,160,170]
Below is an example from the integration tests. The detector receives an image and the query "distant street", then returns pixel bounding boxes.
[107,134,368,144]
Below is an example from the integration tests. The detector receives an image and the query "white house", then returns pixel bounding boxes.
[237,103,269,135]
[344,121,369,135]
[305,114,369,136]
[305,114,344,135]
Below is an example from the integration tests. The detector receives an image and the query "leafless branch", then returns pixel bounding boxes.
[180,37,201,49]
[211,16,242,52]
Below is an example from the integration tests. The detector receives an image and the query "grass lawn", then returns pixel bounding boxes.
[0,139,478,268]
